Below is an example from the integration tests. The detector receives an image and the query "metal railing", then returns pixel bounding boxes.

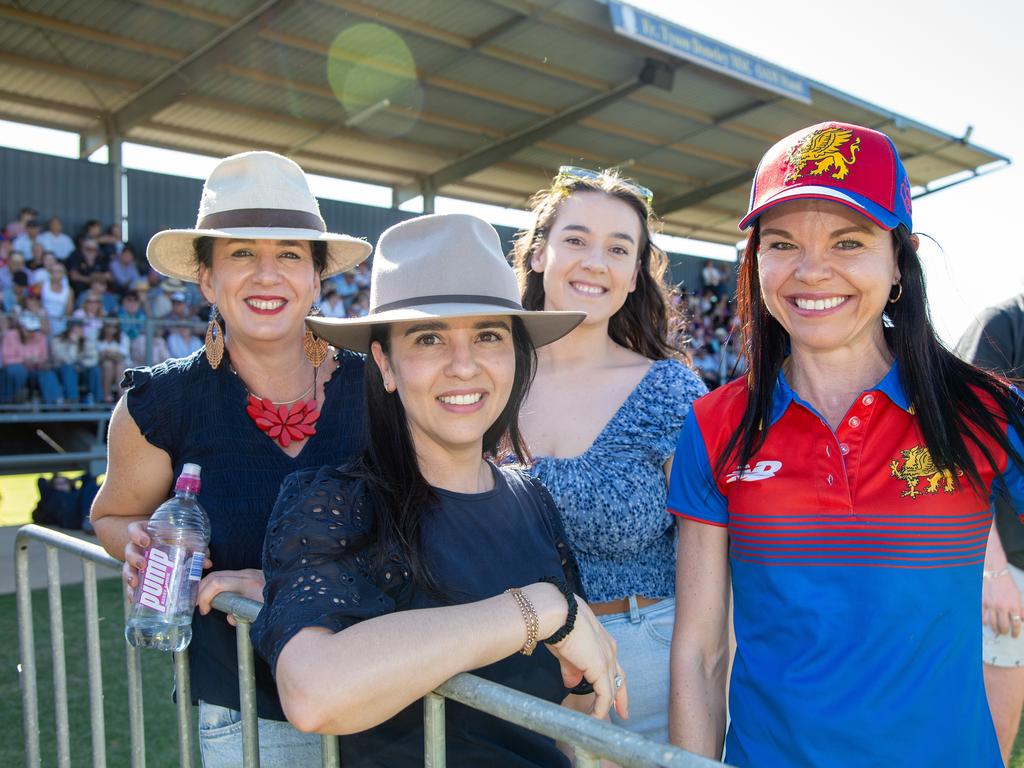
[15,524,726,767]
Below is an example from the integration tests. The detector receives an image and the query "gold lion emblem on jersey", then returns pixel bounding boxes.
[785,126,861,182]
[889,445,961,499]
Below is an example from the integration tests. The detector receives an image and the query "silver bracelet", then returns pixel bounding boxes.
[983,567,1011,580]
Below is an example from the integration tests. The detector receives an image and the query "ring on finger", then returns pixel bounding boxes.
[1013,615,1022,623]
[613,674,624,690]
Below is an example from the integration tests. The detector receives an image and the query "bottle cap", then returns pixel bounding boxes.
[175,463,202,495]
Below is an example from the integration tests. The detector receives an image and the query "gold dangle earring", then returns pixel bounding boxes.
[888,282,903,304]
[205,304,225,369]
[303,305,329,368]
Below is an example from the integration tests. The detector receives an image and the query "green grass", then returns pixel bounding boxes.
[2,577,198,767]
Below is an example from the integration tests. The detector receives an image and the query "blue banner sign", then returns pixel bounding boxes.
[608,2,812,104]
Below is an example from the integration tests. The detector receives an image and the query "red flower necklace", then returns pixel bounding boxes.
[237,369,320,449]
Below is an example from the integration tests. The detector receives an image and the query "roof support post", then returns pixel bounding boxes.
[109,135,126,240]
[422,178,436,214]
[393,58,674,206]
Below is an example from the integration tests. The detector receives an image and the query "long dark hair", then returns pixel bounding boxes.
[718,222,1024,492]
[355,316,537,599]
[511,172,685,362]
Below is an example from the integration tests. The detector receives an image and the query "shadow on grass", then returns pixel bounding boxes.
[3,576,199,767]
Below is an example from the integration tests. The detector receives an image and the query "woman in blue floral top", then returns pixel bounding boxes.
[513,167,707,741]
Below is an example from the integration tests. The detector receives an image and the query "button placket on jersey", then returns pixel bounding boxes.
[834,392,877,507]
[821,425,851,508]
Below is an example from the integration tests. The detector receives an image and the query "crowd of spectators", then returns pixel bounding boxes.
[1,205,738,407]
[0,205,375,407]
[677,259,746,389]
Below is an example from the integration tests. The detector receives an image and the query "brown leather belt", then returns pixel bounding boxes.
[588,595,662,616]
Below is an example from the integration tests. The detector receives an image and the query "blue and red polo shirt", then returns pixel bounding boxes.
[668,363,1023,767]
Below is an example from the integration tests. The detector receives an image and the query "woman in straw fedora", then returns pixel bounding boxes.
[91,151,371,767]
[251,213,627,767]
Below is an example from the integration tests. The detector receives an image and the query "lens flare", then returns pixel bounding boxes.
[327,24,423,138]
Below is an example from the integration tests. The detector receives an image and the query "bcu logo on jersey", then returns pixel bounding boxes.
[726,460,782,484]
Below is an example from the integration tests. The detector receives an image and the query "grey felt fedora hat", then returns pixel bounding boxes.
[306,213,584,353]
[147,151,372,283]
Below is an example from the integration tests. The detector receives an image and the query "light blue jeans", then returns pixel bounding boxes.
[198,701,323,768]
[597,596,673,743]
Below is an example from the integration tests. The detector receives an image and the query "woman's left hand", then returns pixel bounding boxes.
[544,597,629,721]
[197,568,265,627]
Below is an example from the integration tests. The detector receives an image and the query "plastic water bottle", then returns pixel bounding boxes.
[125,463,210,652]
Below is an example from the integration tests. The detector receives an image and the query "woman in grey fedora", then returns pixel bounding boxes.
[91,151,372,767]
[251,213,627,767]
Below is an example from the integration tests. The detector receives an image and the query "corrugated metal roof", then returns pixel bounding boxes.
[0,0,1007,244]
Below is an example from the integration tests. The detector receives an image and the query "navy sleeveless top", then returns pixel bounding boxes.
[123,348,365,720]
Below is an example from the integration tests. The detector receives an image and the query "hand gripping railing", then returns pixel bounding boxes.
[16,524,727,767]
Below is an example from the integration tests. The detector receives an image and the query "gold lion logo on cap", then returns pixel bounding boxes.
[785,126,861,183]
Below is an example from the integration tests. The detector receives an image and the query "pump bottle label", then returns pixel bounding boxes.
[137,546,184,613]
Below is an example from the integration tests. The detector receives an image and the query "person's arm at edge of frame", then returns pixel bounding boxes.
[983,517,1023,638]
[669,517,729,758]
[90,396,174,589]
[274,582,627,735]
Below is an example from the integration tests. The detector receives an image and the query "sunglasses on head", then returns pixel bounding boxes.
[552,165,654,209]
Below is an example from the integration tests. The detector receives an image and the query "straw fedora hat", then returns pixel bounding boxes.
[307,213,584,353]
[146,151,371,283]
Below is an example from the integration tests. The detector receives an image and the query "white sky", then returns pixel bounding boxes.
[2,0,1020,345]
[631,0,1024,345]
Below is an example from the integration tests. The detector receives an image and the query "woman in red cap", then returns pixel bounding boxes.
[667,122,1024,767]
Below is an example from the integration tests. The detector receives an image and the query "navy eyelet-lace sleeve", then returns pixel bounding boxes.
[250,465,408,676]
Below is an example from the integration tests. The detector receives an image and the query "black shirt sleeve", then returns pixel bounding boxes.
[957,306,1024,375]
[123,362,185,460]
[520,471,587,601]
[251,466,401,677]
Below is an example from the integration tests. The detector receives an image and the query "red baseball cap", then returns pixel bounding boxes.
[740,121,913,232]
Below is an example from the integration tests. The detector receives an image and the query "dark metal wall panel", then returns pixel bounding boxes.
[668,254,737,296]
[0,150,725,290]
[126,168,203,250]
[0,147,115,238]
[317,198,414,255]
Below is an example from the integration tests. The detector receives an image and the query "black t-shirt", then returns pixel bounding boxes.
[66,250,110,292]
[957,293,1024,566]
[253,463,582,768]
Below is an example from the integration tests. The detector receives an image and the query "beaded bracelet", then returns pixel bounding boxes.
[504,587,539,656]
[538,576,578,645]
[984,567,1011,580]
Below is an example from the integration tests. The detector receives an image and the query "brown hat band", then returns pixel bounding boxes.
[197,208,325,232]
[373,294,524,314]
